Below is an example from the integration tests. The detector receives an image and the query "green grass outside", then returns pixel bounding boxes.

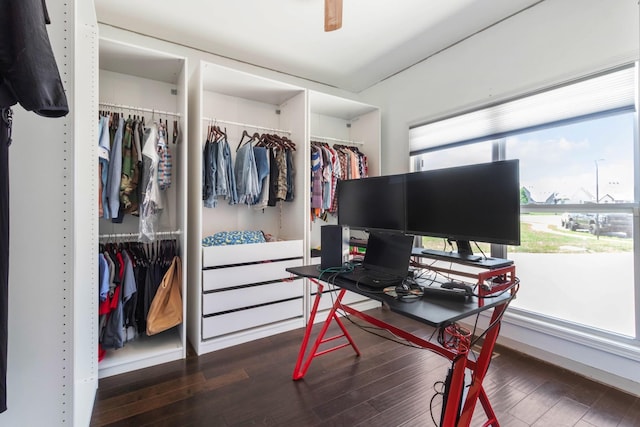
[419,215,633,254]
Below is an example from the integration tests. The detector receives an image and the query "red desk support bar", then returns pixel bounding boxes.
[457,303,507,427]
[477,265,516,306]
[292,279,361,380]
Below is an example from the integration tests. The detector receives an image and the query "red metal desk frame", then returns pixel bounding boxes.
[289,265,517,427]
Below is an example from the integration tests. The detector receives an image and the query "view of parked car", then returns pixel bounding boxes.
[561,212,632,237]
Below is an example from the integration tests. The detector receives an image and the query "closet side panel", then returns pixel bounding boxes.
[175,63,189,349]
[278,91,307,242]
[186,64,203,354]
[73,7,100,427]
[2,1,75,425]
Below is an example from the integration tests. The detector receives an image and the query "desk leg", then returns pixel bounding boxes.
[292,279,325,380]
[457,303,507,427]
[441,353,469,427]
[293,282,360,380]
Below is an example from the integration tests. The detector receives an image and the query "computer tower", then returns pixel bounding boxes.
[321,225,350,270]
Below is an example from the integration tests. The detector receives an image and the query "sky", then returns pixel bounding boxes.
[507,112,634,202]
[418,111,635,203]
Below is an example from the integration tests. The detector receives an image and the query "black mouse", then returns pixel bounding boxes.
[395,283,411,294]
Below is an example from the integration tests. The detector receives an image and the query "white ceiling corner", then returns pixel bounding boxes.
[94,0,542,93]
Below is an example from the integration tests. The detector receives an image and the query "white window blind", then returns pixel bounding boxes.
[409,66,636,155]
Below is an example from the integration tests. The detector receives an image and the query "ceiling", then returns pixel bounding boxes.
[94,0,542,93]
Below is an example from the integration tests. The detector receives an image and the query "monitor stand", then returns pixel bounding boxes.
[421,240,482,262]
[418,240,514,268]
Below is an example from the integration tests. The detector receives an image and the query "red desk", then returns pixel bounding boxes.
[286,264,518,427]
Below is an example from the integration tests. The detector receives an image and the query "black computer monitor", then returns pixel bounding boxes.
[405,160,521,255]
[337,174,406,232]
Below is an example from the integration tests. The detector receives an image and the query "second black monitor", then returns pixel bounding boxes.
[337,174,406,232]
[405,160,520,246]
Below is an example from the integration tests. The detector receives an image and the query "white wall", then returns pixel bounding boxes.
[1,1,99,427]
[359,0,640,393]
[360,0,639,175]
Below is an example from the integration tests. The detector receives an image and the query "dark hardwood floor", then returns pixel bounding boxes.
[91,307,640,426]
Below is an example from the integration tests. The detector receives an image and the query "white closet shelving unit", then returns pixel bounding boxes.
[308,91,382,317]
[187,61,308,355]
[97,38,189,378]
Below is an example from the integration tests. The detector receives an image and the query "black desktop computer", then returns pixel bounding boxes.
[321,225,350,270]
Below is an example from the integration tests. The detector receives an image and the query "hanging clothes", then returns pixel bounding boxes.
[310,144,323,212]
[98,115,111,218]
[252,145,270,210]
[156,120,172,190]
[140,123,163,242]
[235,139,260,205]
[98,239,180,357]
[98,111,178,240]
[202,134,218,207]
[310,141,367,220]
[106,115,124,220]
[203,126,238,207]
[120,117,141,215]
[285,149,295,202]
[215,136,234,202]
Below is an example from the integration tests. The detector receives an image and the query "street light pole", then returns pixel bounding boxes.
[594,159,605,239]
[595,160,600,204]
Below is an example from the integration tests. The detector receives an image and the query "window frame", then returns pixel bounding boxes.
[409,64,640,345]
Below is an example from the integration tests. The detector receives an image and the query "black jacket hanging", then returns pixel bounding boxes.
[0,0,69,117]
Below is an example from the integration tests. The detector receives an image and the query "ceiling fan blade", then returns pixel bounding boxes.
[324,0,343,32]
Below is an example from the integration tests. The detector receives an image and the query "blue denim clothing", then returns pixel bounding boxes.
[99,158,110,218]
[98,116,111,219]
[98,253,110,302]
[203,138,238,207]
[106,116,124,218]
[203,141,218,208]
[215,138,228,197]
[221,140,238,205]
[235,142,260,205]
[253,146,269,196]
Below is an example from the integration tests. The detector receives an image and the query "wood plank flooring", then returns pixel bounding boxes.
[91,307,640,426]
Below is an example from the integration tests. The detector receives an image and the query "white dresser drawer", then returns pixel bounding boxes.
[202,299,303,339]
[202,258,302,291]
[202,240,303,267]
[203,280,303,314]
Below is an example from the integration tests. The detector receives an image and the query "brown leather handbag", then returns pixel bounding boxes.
[147,256,183,336]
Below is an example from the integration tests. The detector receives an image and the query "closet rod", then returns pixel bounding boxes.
[201,116,291,135]
[99,102,182,118]
[98,230,182,240]
[311,135,363,146]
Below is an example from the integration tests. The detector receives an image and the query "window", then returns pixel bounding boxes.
[409,65,638,339]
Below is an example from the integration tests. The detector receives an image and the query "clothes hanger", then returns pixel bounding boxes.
[255,133,270,148]
[281,135,296,151]
[216,126,227,141]
[236,130,257,151]
[172,119,178,144]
